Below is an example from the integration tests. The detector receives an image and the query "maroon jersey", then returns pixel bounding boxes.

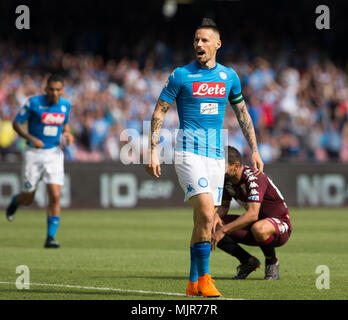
[222,166,291,230]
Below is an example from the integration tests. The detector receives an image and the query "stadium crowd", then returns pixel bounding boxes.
[1,40,348,163]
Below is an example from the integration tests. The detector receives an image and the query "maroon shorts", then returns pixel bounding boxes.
[222,214,291,247]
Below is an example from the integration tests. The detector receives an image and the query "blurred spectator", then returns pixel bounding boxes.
[340,122,348,161]
[321,120,342,160]
[0,108,18,160]
[90,109,112,152]
[0,39,348,164]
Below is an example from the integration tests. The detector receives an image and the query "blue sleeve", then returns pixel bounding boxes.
[14,99,32,124]
[228,70,244,105]
[159,68,182,104]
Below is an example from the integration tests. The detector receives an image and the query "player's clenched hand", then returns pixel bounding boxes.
[31,138,44,148]
[211,228,225,251]
[251,151,264,176]
[63,131,74,145]
[145,149,161,178]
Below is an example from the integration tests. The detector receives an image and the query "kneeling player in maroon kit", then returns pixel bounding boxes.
[211,146,291,280]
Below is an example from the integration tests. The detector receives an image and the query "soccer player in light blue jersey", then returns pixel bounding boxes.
[6,75,74,248]
[146,18,263,297]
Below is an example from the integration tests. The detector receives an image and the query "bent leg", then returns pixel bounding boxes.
[6,191,36,221]
[251,219,276,245]
[218,215,254,264]
[251,219,278,268]
[222,214,259,246]
[16,191,36,206]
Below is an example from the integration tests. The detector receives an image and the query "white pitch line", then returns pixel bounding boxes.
[0,281,242,300]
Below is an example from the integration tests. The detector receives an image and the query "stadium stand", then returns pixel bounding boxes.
[1,0,347,163]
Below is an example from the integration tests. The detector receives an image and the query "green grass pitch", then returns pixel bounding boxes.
[0,208,347,300]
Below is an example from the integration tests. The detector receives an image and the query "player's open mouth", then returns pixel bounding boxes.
[196,50,205,58]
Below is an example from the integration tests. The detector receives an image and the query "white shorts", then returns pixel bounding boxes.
[174,150,225,205]
[22,147,64,192]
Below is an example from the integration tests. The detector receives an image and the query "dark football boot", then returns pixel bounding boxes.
[232,256,261,279]
[6,196,19,222]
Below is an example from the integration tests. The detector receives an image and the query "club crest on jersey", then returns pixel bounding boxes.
[41,113,65,125]
[61,105,67,112]
[219,72,227,80]
[192,82,226,97]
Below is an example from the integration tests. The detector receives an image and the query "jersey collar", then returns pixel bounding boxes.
[194,61,218,71]
[44,95,61,107]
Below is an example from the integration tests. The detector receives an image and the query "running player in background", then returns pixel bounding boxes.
[5,74,73,248]
[146,18,263,297]
[212,146,291,280]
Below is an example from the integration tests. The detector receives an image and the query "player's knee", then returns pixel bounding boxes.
[48,190,60,204]
[21,194,35,206]
[195,211,214,230]
[251,223,269,241]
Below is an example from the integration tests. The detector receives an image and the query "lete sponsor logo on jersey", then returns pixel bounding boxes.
[41,113,65,125]
[192,82,226,97]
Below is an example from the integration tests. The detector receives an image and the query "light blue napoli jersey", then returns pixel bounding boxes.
[15,95,71,149]
[159,61,243,159]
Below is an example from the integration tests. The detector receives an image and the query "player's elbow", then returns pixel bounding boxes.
[12,121,20,132]
[152,110,164,120]
[246,210,259,223]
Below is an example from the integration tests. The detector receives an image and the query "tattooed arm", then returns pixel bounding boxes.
[150,99,171,149]
[231,100,264,174]
[145,98,171,178]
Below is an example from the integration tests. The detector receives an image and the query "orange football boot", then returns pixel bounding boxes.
[186,281,200,296]
[198,273,222,297]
